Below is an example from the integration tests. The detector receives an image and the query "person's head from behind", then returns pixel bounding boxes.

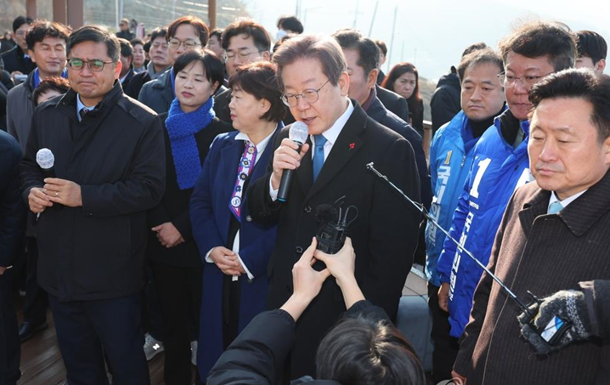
[13,16,33,51]
[33,76,70,106]
[173,49,224,113]
[277,16,304,39]
[528,69,610,201]
[498,21,577,120]
[117,38,133,78]
[575,30,607,74]
[316,315,426,385]
[382,62,420,102]
[26,20,71,78]
[228,61,286,132]
[222,18,271,77]
[332,29,379,107]
[66,25,122,107]
[130,38,146,69]
[273,34,350,135]
[167,16,209,65]
[458,48,505,122]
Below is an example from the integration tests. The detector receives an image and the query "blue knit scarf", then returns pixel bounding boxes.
[165,97,215,190]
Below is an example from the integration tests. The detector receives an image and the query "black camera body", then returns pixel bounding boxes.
[314,199,358,255]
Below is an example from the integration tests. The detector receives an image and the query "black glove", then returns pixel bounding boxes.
[517,290,591,355]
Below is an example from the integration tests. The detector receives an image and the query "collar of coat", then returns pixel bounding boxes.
[57,80,123,118]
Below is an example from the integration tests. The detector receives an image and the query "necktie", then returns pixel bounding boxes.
[548,201,563,214]
[312,134,327,182]
[79,108,88,121]
[229,141,257,220]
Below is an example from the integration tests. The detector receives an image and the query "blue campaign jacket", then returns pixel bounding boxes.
[436,110,532,338]
[425,110,493,287]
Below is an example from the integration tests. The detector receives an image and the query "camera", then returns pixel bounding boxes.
[315,197,358,254]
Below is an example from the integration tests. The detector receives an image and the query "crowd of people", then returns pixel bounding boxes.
[0,10,610,385]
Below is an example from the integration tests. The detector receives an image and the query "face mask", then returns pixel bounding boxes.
[276,29,288,41]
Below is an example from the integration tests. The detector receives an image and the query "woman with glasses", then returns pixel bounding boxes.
[382,62,425,137]
[190,61,284,379]
[147,49,231,385]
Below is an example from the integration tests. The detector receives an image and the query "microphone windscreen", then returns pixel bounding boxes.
[36,148,55,170]
[289,121,309,144]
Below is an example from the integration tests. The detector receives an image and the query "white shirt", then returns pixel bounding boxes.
[205,127,277,281]
[269,100,354,200]
[547,190,587,213]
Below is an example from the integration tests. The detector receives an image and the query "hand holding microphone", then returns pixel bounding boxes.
[272,122,310,202]
[29,148,56,213]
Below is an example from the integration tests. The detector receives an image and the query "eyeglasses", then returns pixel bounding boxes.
[497,72,552,89]
[281,79,330,107]
[168,39,200,49]
[67,58,115,72]
[223,50,264,61]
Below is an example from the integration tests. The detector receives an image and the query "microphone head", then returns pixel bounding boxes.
[36,148,55,170]
[289,121,309,144]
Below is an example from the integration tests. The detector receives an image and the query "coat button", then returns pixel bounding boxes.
[245,215,252,222]
[295,246,304,254]
[304,205,312,213]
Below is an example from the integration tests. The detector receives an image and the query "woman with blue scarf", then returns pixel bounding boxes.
[147,50,231,385]
[190,62,285,379]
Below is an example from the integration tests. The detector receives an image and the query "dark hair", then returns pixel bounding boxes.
[32,76,70,106]
[13,16,33,33]
[529,68,610,143]
[117,38,133,58]
[173,49,225,94]
[130,38,144,47]
[498,21,577,72]
[273,34,346,91]
[167,16,209,47]
[210,28,223,41]
[373,39,387,56]
[150,27,167,43]
[272,34,294,57]
[277,16,304,34]
[462,42,488,58]
[316,315,426,385]
[228,61,286,122]
[221,18,271,53]
[333,29,379,80]
[458,48,503,83]
[576,30,607,65]
[67,25,120,62]
[382,62,422,117]
[25,20,71,51]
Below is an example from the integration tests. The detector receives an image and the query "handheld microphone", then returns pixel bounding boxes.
[277,121,309,202]
[36,148,56,179]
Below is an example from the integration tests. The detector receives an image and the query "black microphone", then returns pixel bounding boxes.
[277,121,309,202]
[36,148,56,179]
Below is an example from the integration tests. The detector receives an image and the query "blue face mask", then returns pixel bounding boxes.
[276,29,288,41]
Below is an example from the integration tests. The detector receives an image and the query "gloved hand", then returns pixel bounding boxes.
[517,289,591,355]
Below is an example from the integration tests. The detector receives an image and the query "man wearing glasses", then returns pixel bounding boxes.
[248,34,421,379]
[138,16,208,114]
[0,16,35,80]
[20,25,165,385]
[433,22,577,383]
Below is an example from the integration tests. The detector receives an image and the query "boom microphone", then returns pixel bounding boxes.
[36,148,56,178]
[277,121,309,202]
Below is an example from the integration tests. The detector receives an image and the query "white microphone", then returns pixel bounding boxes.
[278,122,309,202]
[36,148,56,178]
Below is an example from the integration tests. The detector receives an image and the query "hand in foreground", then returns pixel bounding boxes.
[209,246,242,276]
[152,222,183,248]
[450,371,467,385]
[438,282,450,312]
[271,137,310,190]
[518,289,591,355]
[44,178,82,207]
[28,187,53,213]
[0,266,6,276]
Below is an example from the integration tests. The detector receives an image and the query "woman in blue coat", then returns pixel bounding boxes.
[190,61,285,378]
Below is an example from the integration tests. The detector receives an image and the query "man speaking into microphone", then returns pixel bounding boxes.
[247,34,421,379]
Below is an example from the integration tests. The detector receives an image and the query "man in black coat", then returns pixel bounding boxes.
[0,17,36,79]
[248,34,421,379]
[20,26,165,385]
[0,130,26,385]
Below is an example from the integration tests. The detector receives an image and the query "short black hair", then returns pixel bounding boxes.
[173,49,225,94]
[13,16,33,33]
[529,68,610,143]
[499,21,577,72]
[277,16,304,34]
[167,16,209,47]
[210,28,223,41]
[25,20,71,51]
[229,61,286,123]
[67,25,120,62]
[150,27,167,43]
[458,48,503,83]
[32,76,70,106]
[332,29,379,80]
[117,38,133,58]
[576,30,607,64]
[461,42,488,58]
[316,314,426,385]
[130,38,144,47]
[221,18,271,52]
[373,39,387,56]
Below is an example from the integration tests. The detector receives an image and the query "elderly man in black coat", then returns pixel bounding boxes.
[20,26,164,385]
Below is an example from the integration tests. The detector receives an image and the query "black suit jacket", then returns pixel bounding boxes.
[376,84,409,123]
[247,102,421,377]
[0,46,36,74]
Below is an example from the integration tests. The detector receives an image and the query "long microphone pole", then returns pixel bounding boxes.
[366,162,532,316]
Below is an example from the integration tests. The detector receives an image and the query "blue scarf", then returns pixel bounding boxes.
[165,97,216,190]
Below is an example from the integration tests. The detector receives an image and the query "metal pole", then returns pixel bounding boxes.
[115,0,119,29]
[387,5,397,72]
[209,0,217,30]
[367,0,378,37]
